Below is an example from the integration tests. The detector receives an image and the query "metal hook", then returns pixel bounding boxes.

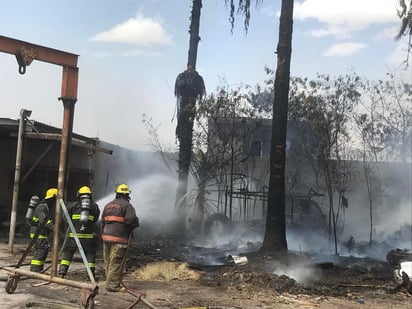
[18,65,26,75]
[15,46,37,75]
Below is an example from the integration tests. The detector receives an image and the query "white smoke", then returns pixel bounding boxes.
[272,262,315,284]
[95,173,178,232]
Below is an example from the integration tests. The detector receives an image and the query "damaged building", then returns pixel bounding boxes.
[0,116,171,232]
[0,117,110,228]
[200,117,412,243]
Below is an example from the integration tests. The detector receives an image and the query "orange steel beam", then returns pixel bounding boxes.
[0,36,79,280]
[0,35,79,100]
[61,66,79,100]
[0,35,78,67]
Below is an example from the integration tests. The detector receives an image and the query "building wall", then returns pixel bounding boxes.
[0,136,97,226]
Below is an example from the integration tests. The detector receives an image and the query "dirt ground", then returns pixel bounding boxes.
[1,232,411,309]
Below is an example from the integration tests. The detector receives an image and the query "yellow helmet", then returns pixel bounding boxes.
[116,184,131,194]
[45,188,58,200]
[78,186,92,195]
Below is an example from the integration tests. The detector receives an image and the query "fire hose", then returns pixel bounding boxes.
[119,234,157,309]
[25,301,80,309]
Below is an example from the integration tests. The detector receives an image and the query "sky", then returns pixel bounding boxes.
[0,0,410,151]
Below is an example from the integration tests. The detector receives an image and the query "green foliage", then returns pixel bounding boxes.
[191,81,265,183]
[255,69,364,160]
[357,74,412,161]
[195,82,262,159]
[250,67,411,163]
[198,82,255,120]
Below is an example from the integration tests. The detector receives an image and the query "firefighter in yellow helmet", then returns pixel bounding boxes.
[101,184,139,292]
[58,186,100,279]
[29,188,57,272]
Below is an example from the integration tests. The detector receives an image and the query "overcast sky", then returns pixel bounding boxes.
[0,0,409,151]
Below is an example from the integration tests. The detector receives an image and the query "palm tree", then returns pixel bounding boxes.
[260,0,294,252]
[225,0,294,252]
[174,0,205,230]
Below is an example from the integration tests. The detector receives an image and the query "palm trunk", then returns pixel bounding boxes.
[174,0,203,231]
[176,97,197,206]
[260,0,294,253]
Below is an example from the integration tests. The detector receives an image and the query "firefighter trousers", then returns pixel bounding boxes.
[103,242,127,290]
[30,238,49,272]
[58,237,97,277]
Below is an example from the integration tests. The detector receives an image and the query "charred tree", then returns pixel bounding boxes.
[259,0,294,253]
[225,0,292,253]
[174,0,205,230]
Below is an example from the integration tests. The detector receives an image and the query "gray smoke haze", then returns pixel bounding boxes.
[96,173,178,232]
[93,146,410,277]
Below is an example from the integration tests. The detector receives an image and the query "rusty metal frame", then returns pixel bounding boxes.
[25,132,113,154]
[0,35,78,67]
[3,267,98,306]
[0,35,98,308]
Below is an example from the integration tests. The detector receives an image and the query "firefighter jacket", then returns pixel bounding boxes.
[66,200,100,239]
[29,200,53,239]
[101,197,139,244]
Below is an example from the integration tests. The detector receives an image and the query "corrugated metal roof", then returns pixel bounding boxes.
[0,117,112,154]
[0,117,96,143]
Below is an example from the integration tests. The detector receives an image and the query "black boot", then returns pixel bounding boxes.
[30,265,43,273]
[58,265,68,278]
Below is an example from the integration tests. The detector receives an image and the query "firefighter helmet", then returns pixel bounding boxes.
[116,184,131,195]
[45,188,58,200]
[78,186,92,195]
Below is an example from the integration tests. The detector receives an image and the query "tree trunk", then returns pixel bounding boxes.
[176,97,197,206]
[187,0,202,69]
[260,0,294,253]
[174,0,202,231]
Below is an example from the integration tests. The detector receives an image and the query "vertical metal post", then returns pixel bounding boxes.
[51,98,76,277]
[8,109,32,252]
[51,65,78,278]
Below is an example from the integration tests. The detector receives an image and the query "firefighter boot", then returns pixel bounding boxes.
[58,264,68,278]
[30,265,43,273]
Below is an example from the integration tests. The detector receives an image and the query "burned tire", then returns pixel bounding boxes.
[204,213,232,237]
[5,276,18,294]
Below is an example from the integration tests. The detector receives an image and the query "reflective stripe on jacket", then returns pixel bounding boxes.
[66,200,100,235]
[101,198,139,244]
[68,232,94,239]
[30,232,47,239]
[29,201,52,239]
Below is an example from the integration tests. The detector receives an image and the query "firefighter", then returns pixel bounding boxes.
[101,184,139,292]
[58,186,100,279]
[29,188,57,273]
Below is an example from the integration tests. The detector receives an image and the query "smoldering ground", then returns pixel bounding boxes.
[91,145,411,288]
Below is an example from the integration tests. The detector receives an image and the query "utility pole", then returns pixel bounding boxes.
[8,108,32,253]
